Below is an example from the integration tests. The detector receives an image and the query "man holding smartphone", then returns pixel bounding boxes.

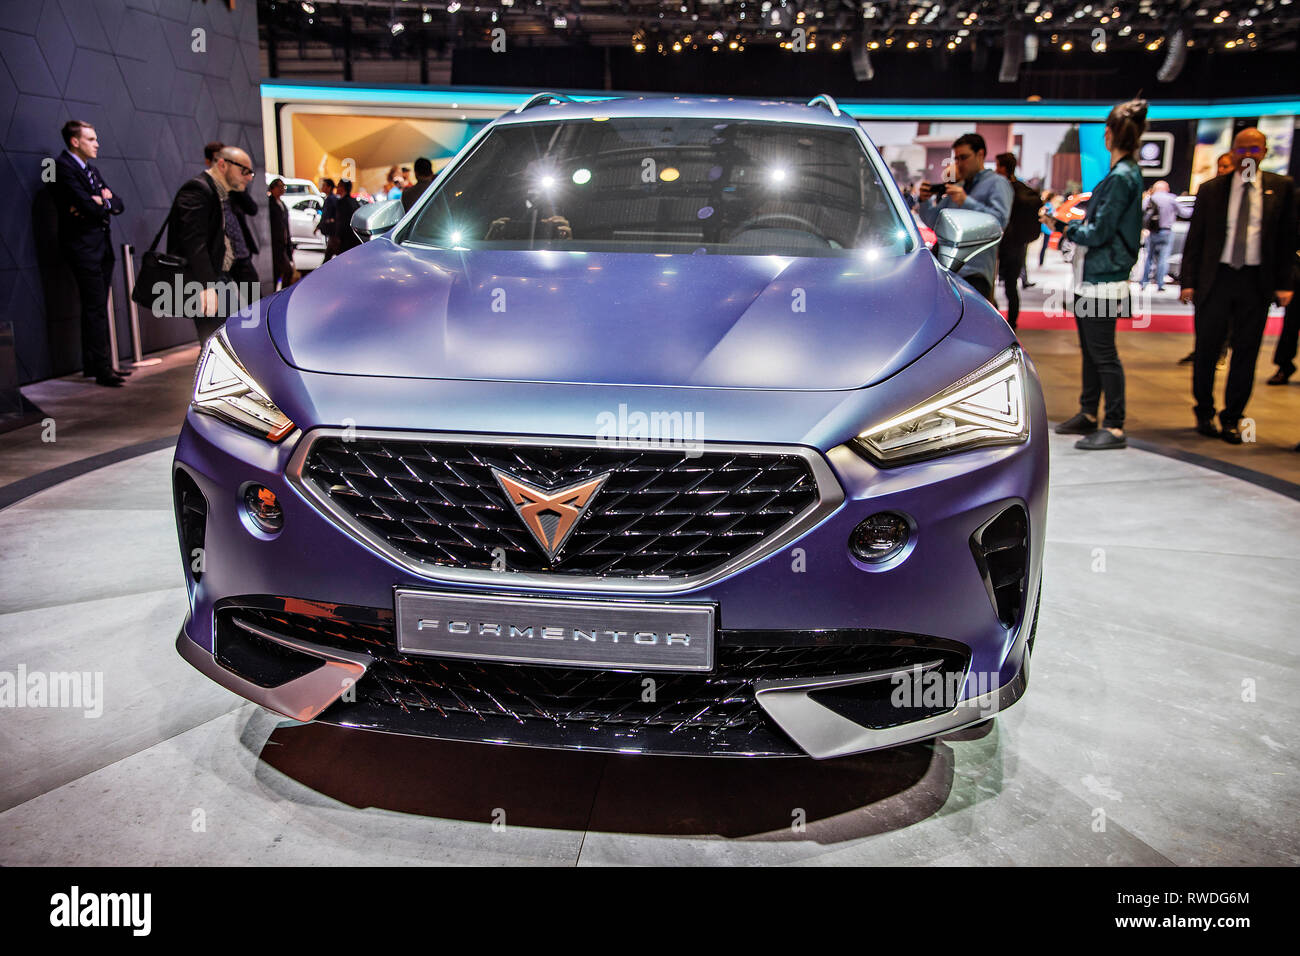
[917,133,1013,304]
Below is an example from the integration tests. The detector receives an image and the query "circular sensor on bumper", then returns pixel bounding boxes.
[243,485,283,534]
[849,512,910,563]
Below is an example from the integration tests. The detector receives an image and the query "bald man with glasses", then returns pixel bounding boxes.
[164,145,260,345]
[1181,128,1297,444]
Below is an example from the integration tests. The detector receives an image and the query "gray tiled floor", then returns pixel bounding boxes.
[0,437,1297,865]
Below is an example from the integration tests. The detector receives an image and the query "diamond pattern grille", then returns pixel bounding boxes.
[300,436,822,578]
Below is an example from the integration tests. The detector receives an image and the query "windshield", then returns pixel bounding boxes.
[403,117,912,258]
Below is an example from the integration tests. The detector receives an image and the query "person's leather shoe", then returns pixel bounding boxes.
[1177,351,1195,365]
[1075,429,1127,450]
[1221,425,1243,445]
[1054,412,1098,435]
[93,373,125,387]
[1194,419,1220,438]
[1267,368,1293,385]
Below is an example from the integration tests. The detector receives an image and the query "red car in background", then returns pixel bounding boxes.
[1048,192,1090,255]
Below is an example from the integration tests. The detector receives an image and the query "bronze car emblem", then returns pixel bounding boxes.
[492,470,609,561]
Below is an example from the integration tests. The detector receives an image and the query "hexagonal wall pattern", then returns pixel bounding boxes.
[1,0,266,382]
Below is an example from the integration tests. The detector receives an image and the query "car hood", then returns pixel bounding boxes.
[269,239,961,390]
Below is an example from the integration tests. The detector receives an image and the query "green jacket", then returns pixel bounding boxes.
[1064,156,1144,282]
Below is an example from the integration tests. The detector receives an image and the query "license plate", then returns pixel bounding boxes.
[395,589,715,671]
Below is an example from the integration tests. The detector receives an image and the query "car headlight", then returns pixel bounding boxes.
[192,329,295,442]
[853,347,1028,466]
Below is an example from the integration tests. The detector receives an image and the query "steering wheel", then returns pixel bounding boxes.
[730,212,833,245]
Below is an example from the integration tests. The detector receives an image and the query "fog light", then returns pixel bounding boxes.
[849,512,909,562]
[244,485,283,533]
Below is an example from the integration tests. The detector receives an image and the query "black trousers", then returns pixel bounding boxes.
[1273,292,1300,375]
[964,272,996,305]
[998,243,1028,329]
[271,242,294,289]
[69,251,115,376]
[1074,292,1128,429]
[1193,264,1270,427]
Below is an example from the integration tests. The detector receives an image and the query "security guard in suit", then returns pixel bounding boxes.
[1181,127,1298,443]
[52,120,127,386]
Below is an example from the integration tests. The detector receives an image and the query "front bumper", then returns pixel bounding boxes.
[173,380,1046,758]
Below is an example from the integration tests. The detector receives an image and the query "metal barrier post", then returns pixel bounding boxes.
[105,287,121,374]
[121,243,162,368]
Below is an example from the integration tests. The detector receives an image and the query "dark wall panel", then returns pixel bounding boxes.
[0,0,266,384]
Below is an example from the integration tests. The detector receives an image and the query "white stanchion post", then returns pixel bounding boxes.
[106,286,121,374]
[121,243,163,368]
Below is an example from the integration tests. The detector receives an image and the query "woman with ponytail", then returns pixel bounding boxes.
[1049,98,1147,450]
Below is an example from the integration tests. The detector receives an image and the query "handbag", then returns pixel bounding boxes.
[131,214,188,317]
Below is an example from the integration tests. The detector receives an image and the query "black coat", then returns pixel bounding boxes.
[336,196,362,252]
[166,173,226,285]
[1182,170,1298,305]
[52,150,124,266]
[268,195,291,254]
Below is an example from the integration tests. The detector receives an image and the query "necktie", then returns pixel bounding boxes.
[223,198,249,260]
[1230,180,1251,269]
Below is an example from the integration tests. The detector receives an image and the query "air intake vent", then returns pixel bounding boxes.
[174,469,208,583]
[969,504,1029,628]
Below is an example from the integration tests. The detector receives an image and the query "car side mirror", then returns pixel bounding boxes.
[351,198,404,241]
[931,208,1002,274]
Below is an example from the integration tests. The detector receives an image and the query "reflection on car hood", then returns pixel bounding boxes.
[269,239,962,390]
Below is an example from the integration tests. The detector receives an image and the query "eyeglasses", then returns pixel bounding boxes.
[222,157,255,175]
[1233,145,1264,155]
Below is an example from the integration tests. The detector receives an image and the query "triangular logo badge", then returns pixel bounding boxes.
[492,469,609,562]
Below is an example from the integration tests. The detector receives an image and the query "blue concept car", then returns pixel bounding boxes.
[174,92,1047,759]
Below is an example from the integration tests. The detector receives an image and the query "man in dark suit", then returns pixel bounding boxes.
[335,180,362,255]
[1181,128,1297,444]
[203,140,260,290]
[52,120,126,386]
[165,145,258,345]
[318,178,339,261]
[267,178,294,290]
[400,157,434,212]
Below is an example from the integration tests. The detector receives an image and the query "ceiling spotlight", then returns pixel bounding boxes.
[422,9,433,21]
[389,19,405,34]
[553,13,567,27]
[300,2,315,12]
[446,1,461,11]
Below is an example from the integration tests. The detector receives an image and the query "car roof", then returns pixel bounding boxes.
[490,95,863,131]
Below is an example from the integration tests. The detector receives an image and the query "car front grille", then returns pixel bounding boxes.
[215,602,969,757]
[296,434,825,581]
